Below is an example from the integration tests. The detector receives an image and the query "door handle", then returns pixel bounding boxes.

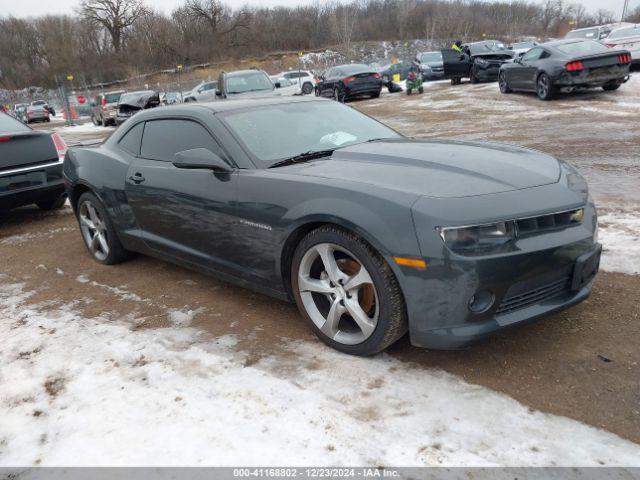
[129,172,145,184]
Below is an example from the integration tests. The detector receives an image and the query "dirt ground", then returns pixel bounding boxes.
[6,76,640,445]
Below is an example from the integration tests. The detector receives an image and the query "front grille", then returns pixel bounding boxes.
[496,276,570,315]
[516,209,582,236]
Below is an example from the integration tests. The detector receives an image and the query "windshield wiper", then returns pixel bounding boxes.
[269,149,336,169]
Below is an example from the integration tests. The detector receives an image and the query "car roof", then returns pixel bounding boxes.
[225,69,268,77]
[543,38,595,48]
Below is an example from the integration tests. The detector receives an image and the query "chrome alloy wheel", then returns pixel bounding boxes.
[297,243,379,345]
[79,200,109,261]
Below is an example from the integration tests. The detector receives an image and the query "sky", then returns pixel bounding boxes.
[0,0,633,18]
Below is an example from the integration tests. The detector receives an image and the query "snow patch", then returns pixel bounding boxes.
[598,211,640,275]
[1,281,639,466]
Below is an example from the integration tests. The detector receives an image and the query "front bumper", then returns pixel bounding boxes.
[409,242,600,349]
[474,64,502,81]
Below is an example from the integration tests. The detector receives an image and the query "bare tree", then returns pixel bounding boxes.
[80,0,147,52]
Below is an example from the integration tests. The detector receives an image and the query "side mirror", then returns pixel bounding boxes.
[173,148,233,173]
[275,82,281,89]
[215,89,222,97]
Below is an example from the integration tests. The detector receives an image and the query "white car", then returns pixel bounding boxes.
[605,24,640,64]
[270,77,300,96]
[183,80,218,102]
[276,70,316,95]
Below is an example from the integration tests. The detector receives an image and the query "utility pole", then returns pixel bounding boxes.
[621,0,630,21]
[177,64,183,103]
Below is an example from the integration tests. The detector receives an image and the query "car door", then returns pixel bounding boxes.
[319,68,335,97]
[513,47,545,90]
[441,49,471,79]
[125,117,239,273]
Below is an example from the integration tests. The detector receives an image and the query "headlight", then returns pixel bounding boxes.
[475,57,489,66]
[437,221,516,254]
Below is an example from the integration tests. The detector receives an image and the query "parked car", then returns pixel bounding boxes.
[565,25,616,41]
[413,51,445,80]
[277,70,316,94]
[458,40,516,83]
[509,41,540,57]
[271,76,299,96]
[604,24,640,66]
[183,81,218,102]
[161,91,182,105]
[31,100,55,116]
[63,96,600,355]
[91,90,125,126]
[115,91,160,125]
[12,103,28,122]
[216,69,279,99]
[376,60,413,85]
[315,64,382,102]
[499,39,631,100]
[25,105,50,123]
[0,112,68,211]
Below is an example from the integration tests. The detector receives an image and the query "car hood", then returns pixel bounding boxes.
[288,139,561,198]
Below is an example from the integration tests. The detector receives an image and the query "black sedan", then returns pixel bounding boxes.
[64,97,600,355]
[499,39,631,100]
[1,112,68,211]
[116,90,160,125]
[315,64,382,102]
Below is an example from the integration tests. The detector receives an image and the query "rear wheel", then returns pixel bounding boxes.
[334,87,345,103]
[418,86,424,94]
[302,82,314,95]
[36,194,66,211]
[602,81,621,91]
[406,88,412,95]
[76,192,129,265]
[536,73,554,100]
[291,226,407,356]
[91,115,99,126]
[499,72,512,93]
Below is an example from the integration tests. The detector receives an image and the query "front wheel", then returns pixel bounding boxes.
[537,73,554,100]
[469,67,478,84]
[76,192,130,265]
[602,81,621,91]
[291,226,408,356]
[499,72,512,93]
[302,82,314,95]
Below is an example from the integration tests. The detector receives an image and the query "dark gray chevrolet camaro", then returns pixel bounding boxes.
[63,97,601,355]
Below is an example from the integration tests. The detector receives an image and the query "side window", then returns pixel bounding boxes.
[540,50,551,59]
[140,119,223,162]
[521,48,543,62]
[118,122,144,156]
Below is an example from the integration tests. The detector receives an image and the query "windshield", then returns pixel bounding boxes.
[105,92,123,103]
[220,101,400,165]
[420,52,443,63]
[565,28,599,39]
[467,41,507,55]
[556,40,609,56]
[226,72,274,94]
[609,26,640,39]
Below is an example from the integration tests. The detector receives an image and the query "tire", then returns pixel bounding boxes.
[302,82,314,95]
[36,194,66,211]
[470,67,478,84]
[536,73,554,100]
[406,89,412,95]
[334,87,345,103]
[418,86,424,94]
[291,225,408,356]
[91,115,99,126]
[499,72,512,93]
[76,192,130,265]
[371,90,380,99]
[602,81,621,91]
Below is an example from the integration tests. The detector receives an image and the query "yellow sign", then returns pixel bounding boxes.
[177,64,183,70]
[298,52,304,57]
[66,75,73,81]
